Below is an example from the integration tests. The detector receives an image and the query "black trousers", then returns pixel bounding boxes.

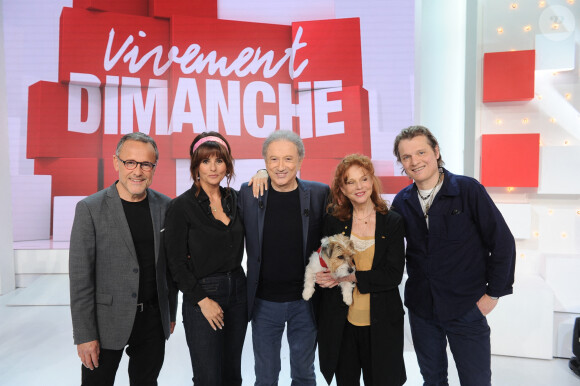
[81,304,166,386]
[336,321,373,386]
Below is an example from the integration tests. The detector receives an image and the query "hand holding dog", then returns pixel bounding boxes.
[316,269,339,288]
[198,297,224,331]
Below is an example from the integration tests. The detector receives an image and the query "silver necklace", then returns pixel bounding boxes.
[419,172,442,219]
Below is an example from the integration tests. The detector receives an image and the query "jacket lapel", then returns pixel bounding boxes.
[298,179,310,260]
[372,212,388,268]
[148,189,160,264]
[257,186,268,252]
[105,183,138,263]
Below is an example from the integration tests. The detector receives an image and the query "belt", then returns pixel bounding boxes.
[137,300,159,312]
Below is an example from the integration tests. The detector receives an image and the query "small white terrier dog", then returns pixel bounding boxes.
[302,234,357,305]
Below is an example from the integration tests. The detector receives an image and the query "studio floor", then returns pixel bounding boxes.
[0,275,578,385]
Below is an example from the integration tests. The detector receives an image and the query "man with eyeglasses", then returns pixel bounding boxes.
[69,132,178,386]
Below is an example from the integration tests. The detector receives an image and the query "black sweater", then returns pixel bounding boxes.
[164,185,244,304]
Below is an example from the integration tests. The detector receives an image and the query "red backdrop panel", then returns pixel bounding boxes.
[27,81,102,158]
[73,0,148,16]
[59,7,170,84]
[34,158,99,197]
[481,133,539,187]
[301,86,370,158]
[378,176,413,194]
[149,0,217,19]
[291,18,363,89]
[483,50,535,103]
[300,158,341,187]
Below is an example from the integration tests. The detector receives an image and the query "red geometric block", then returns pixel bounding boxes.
[378,176,413,194]
[149,0,217,19]
[292,18,363,89]
[300,158,341,187]
[481,134,539,187]
[483,50,535,102]
[34,158,99,197]
[59,7,170,84]
[301,86,371,158]
[73,0,148,16]
[103,157,176,198]
[27,81,102,159]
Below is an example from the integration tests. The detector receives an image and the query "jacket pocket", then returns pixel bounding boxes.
[96,292,113,305]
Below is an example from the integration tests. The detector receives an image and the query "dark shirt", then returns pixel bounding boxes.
[121,196,156,304]
[257,187,304,302]
[164,185,244,304]
[391,168,516,321]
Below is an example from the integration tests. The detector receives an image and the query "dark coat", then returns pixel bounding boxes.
[317,210,407,385]
[238,177,330,320]
[391,168,515,321]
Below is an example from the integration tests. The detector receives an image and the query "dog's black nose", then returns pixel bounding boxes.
[348,268,354,274]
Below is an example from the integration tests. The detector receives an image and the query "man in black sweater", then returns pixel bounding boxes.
[238,130,329,386]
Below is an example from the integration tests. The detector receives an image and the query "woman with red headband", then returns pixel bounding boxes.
[164,131,250,385]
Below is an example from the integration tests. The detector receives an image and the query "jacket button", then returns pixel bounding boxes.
[133,268,139,273]
[132,293,137,298]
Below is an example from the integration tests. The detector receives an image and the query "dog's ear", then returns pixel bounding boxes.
[326,242,334,258]
[347,239,355,252]
[320,237,330,256]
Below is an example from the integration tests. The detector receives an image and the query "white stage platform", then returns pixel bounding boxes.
[1,276,579,385]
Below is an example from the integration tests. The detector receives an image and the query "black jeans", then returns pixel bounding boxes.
[81,303,166,386]
[182,268,248,385]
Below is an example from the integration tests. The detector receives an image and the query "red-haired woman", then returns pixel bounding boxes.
[316,154,407,385]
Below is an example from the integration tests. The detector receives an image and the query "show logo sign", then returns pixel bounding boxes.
[27,2,370,203]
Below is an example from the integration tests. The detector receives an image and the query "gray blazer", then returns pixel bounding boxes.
[69,183,178,350]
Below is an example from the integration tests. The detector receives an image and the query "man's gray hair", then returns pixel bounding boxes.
[115,132,159,162]
[262,130,305,160]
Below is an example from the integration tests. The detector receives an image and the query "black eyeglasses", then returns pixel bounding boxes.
[116,156,156,171]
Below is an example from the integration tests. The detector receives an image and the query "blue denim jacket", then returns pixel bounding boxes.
[392,168,515,321]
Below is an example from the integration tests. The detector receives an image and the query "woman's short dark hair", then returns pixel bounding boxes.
[327,154,388,221]
[393,125,444,168]
[189,132,235,196]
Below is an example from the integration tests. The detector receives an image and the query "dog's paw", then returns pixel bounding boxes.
[302,288,314,301]
[342,293,353,306]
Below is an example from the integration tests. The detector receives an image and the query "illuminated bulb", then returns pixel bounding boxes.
[520,253,525,258]
[562,232,568,239]
[537,94,543,100]
[511,3,518,9]
[539,140,543,146]
[565,93,572,100]
[552,72,559,76]
[539,0,546,6]
[576,210,580,215]
[533,231,540,238]
[568,0,574,4]
[522,118,529,124]
[552,23,560,30]
[548,209,553,215]
[550,117,556,123]
[495,119,503,125]
[564,140,570,145]
[524,25,532,32]
[507,187,515,192]
[497,27,504,34]
[510,48,516,51]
